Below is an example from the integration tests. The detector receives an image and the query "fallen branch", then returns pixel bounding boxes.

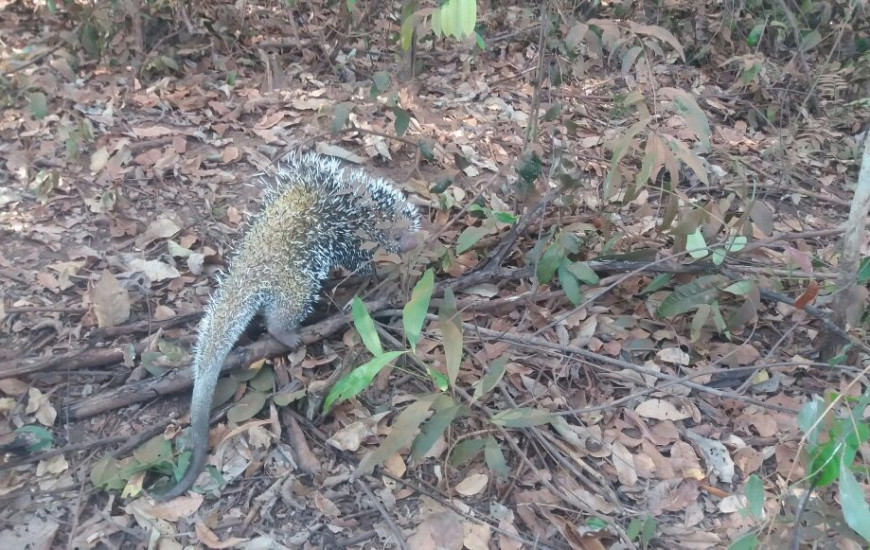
[63,299,388,422]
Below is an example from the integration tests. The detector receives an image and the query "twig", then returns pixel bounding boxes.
[522,0,549,153]
[5,305,88,314]
[63,299,388,422]
[790,479,818,550]
[0,435,129,472]
[375,310,800,414]
[478,188,558,274]
[3,27,79,76]
[356,479,409,550]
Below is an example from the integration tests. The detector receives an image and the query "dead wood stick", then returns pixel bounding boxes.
[0,346,140,380]
[63,299,388,422]
[0,435,129,473]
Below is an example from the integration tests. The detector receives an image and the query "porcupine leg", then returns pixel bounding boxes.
[263,299,304,350]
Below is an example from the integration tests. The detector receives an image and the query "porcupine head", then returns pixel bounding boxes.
[154,152,421,501]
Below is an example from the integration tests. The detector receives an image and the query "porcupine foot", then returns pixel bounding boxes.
[265,303,303,350]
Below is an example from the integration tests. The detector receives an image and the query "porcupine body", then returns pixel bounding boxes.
[154,152,421,501]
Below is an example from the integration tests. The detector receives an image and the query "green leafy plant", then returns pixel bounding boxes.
[455,203,517,255]
[400,0,479,52]
[626,515,657,549]
[797,393,870,544]
[15,425,54,452]
[322,267,556,479]
[535,231,600,306]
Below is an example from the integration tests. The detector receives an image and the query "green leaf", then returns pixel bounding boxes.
[559,260,582,306]
[437,0,477,40]
[856,257,870,284]
[491,407,555,428]
[585,517,608,530]
[662,88,711,152]
[352,296,383,356]
[29,92,48,120]
[627,518,642,540]
[403,268,435,352]
[686,228,709,259]
[15,425,53,452]
[332,102,354,133]
[249,367,275,392]
[723,281,754,296]
[90,457,126,490]
[457,0,477,38]
[411,401,465,459]
[663,134,709,184]
[80,23,101,58]
[747,22,765,47]
[604,118,648,197]
[536,242,563,284]
[542,103,562,122]
[726,235,748,252]
[473,356,507,401]
[226,391,268,423]
[484,436,509,477]
[272,388,305,407]
[711,301,727,332]
[657,275,726,318]
[419,139,436,162]
[456,225,490,254]
[400,14,416,51]
[621,45,643,77]
[516,151,542,185]
[642,273,672,294]
[427,367,449,391]
[233,364,262,382]
[628,22,685,61]
[357,393,439,475]
[474,31,486,50]
[373,71,391,92]
[449,438,486,465]
[641,516,657,546]
[810,441,840,487]
[493,211,517,224]
[324,351,405,413]
[800,30,822,52]
[840,455,870,542]
[439,287,463,386]
[133,435,173,465]
[393,107,411,137]
[566,261,600,284]
[728,532,759,550]
[690,304,710,342]
[431,5,443,37]
[744,474,764,519]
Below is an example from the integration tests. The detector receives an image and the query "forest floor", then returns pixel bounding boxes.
[1,1,869,549]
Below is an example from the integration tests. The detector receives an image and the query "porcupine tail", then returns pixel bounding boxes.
[154,277,262,501]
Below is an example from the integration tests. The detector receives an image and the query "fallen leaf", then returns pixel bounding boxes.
[455,472,489,496]
[635,398,692,421]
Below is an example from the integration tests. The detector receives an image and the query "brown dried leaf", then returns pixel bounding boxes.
[635,398,692,421]
[88,270,130,328]
[455,472,489,496]
[194,521,248,549]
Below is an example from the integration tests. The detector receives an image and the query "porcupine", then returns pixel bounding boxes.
[154,151,421,501]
